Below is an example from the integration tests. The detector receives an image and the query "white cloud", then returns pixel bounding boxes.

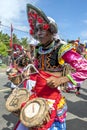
[0,0,23,24]
[0,0,39,30]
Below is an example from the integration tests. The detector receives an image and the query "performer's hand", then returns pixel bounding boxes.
[46,76,69,88]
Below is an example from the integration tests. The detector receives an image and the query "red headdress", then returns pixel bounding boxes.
[13,43,23,51]
[12,44,23,58]
[27,4,58,39]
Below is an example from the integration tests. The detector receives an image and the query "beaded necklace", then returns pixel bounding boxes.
[38,41,55,54]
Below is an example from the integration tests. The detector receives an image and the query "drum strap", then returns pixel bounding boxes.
[14,120,20,130]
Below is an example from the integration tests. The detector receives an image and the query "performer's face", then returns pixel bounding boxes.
[36,23,52,45]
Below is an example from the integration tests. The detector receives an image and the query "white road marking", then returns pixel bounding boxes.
[0,88,11,92]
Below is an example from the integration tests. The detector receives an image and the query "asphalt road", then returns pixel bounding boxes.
[0,72,87,130]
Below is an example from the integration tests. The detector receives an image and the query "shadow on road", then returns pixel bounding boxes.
[4,91,12,100]
[4,82,11,88]
[66,118,87,130]
[67,99,87,118]
[76,93,87,100]
[2,113,18,130]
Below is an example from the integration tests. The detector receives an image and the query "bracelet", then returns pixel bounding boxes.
[67,74,77,86]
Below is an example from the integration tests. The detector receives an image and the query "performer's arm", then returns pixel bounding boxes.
[62,49,87,82]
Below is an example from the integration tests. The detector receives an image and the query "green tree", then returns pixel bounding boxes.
[0,41,8,56]
[13,33,20,44]
[0,31,29,55]
[0,31,10,49]
[20,37,28,48]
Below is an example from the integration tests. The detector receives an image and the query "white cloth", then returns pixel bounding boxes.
[26,79,36,94]
[11,82,17,89]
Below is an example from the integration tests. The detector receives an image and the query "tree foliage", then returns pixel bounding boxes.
[0,31,29,57]
[0,41,8,56]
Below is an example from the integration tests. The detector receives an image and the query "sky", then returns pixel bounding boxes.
[0,0,87,43]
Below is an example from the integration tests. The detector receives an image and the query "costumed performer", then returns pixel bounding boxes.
[14,4,87,130]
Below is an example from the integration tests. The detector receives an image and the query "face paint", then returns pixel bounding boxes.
[36,29,52,45]
[35,23,47,42]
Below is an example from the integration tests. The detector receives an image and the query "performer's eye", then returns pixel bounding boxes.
[35,28,38,32]
[35,26,43,32]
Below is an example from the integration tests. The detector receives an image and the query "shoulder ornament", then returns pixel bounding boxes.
[58,44,73,65]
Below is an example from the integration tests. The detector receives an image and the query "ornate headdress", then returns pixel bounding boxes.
[27,4,58,39]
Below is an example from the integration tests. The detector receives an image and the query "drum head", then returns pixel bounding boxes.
[20,98,49,127]
[5,88,30,112]
[10,74,23,85]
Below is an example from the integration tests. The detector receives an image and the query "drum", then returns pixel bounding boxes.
[5,88,30,114]
[61,64,76,92]
[6,68,18,75]
[6,68,22,85]
[10,74,23,85]
[61,64,72,90]
[62,64,71,77]
[20,98,50,128]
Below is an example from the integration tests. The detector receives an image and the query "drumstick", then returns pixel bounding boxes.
[24,64,47,81]
[38,72,47,81]
[24,64,39,73]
